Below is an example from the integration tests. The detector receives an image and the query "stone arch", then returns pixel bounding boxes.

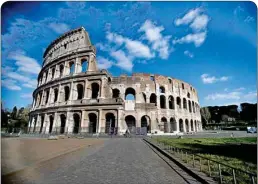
[179,119,184,132]
[81,58,88,72]
[159,86,165,93]
[64,86,70,101]
[190,119,194,131]
[177,97,181,108]
[160,95,166,109]
[59,64,64,77]
[188,100,192,113]
[183,98,187,109]
[141,115,151,132]
[150,93,157,106]
[185,119,189,132]
[105,113,116,133]
[125,115,136,133]
[112,88,120,98]
[49,115,54,133]
[89,113,97,133]
[51,67,55,79]
[77,84,84,100]
[69,61,75,74]
[170,118,176,133]
[54,88,58,102]
[161,117,168,133]
[60,114,66,134]
[187,92,190,98]
[125,87,136,100]
[73,113,80,134]
[39,115,44,133]
[168,96,175,109]
[192,101,195,113]
[91,83,99,99]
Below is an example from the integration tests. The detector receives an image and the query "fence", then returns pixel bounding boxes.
[147,138,257,184]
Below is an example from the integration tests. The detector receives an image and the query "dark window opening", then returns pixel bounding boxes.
[64,43,67,49]
[187,92,190,98]
[142,93,146,103]
[159,86,165,93]
[177,97,181,108]
[39,116,44,133]
[73,114,80,134]
[64,86,70,101]
[60,114,66,134]
[89,113,97,133]
[162,117,168,133]
[81,59,88,72]
[168,78,172,84]
[125,88,136,100]
[160,95,166,109]
[150,76,154,81]
[169,96,175,109]
[179,119,184,132]
[105,113,116,134]
[77,84,84,100]
[125,115,136,133]
[150,93,157,106]
[182,83,184,89]
[51,68,55,79]
[49,116,54,133]
[69,62,75,74]
[112,89,120,98]
[45,90,50,104]
[54,89,58,102]
[91,83,99,99]
[60,65,64,77]
[183,98,187,109]
[188,100,192,113]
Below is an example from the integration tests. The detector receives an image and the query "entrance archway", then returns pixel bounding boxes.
[179,119,183,132]
[185,119,189,132]
[39,116,44,133]
[49,115,54,133]
[161,117,168,133]
[105,113,116,133]
[60,114,66,134]
[125,115,136,133]
[170,118,176,133]
[73,113,80,134]
[89,113,97,133]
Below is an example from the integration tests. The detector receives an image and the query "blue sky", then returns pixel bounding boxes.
[1,1,257,109]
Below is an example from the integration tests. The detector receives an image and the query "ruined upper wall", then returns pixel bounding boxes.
[43,27,95,67]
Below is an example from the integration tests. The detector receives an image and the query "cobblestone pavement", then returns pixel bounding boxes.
[3,138,201,184]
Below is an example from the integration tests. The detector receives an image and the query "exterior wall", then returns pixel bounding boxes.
[29,27,202,135]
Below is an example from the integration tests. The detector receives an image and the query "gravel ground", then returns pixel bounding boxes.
[3,138,201,184]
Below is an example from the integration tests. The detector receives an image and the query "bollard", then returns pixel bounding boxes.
[232,169,236,184]
[208,160,211,177]
[218,164,222,184]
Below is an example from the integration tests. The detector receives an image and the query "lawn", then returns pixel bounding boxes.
[153,137,257,183]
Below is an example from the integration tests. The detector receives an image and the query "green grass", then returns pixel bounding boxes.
[154,137,257,184]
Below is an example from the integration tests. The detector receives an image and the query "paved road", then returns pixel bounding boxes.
[4,138,200,184]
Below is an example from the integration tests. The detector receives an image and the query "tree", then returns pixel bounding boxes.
[201,107,211,124]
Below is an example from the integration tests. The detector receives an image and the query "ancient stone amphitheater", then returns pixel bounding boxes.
[29,27,202,135]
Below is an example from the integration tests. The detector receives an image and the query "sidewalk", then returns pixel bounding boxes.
[1,137,104,175]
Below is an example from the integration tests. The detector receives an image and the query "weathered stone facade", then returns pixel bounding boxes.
[29,27,202,135]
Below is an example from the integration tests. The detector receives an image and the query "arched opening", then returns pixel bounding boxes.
[125,88,135,100]
[59,65,64,77]
[54,88,58,102]
[195,120,197,131]
[150,93,157,106]
[142,93,146,103]
[51,68,55,79]
[105,113,116,133]
[182,83,185,89]
[159,86,165,93]
[179,119,184,132]
[183,98,187,109]
[33,117,37,132]
[112,89,120,98]
[125,115,136,133]
[170,118,176,133]
[168,78,172,84]
[45,72,48,83]
[81,59,88,72]
[185,119,189,132]
[108,77,111,83]
[141,116,148,128]
[49,115,54,133]
[161,117,168,133]
[73,113,80,134]
[77,84,84,100]
[89,113,97,133]
[64,86,70,101]
[192,101,195,113]
[168,96,175,109]
[60,114,66,134]
[187,92,190,98]
[91,83,99,99]
[69,62,75,74]
[177,97,181,108]
[188,100,192,113]
[191,119,194,131]
[160,95,166,109]
[39,116,44,133]
[150,76,154,81]
[45,90,50,104]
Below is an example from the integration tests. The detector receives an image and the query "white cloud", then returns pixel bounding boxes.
[22,80,37,89]
[184,50,194,58]
[190,14,209,32]
[235,87,245,91]
[97,56,114,70]
[201,74,229,84]
[175,8,203,26]
[110,50,133,72]
[243,91,257,100]
[48,22,70,34]
[244,16,254,23]
[173,32,207,47]
[139,20,172,59]
[205,92,241,100]
[21,93,32,98]
[5,72,30,82]
[95,43,111,52]
[7,50,41,75]
[1,79,21,91]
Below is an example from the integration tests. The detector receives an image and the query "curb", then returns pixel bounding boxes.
[2,142,99,177]
[143,138,216,184]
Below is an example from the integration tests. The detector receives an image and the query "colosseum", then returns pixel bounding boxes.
[28,27,202,136]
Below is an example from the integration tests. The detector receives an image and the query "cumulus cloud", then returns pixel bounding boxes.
[190,14,209,32]
[7,50,41,75]
[184,50,194,58]
[201,74,229,84]
[205,92,241,100]
[97,56,114,70]
[110,50,133,72]
[1,79,21,91]
[48,22,70,34]
[139,20,172,59]
[174,8,203,26]
[173,32,207,47]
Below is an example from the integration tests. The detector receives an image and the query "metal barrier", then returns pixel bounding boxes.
[147,138,257,184]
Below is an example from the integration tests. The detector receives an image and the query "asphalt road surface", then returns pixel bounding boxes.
[3,138,201,184]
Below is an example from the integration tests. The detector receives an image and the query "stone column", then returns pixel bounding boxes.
[69,82,74,103]
[99,78,104,98]
[74,57,80,74]
[98,110,102,133]
[183,121,186,133]
[67,111,73,133]
[81,111,86,132]
[83,79,87,99]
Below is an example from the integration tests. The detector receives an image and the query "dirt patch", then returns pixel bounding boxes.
[1,137,104,175]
